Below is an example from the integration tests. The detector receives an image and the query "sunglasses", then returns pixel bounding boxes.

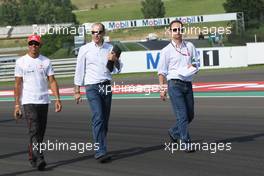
[91,30,104,35]
[28,41,40,46]
[171,28,184,33]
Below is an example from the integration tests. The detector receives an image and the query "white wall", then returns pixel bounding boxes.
[246,42,264,65]
[198,46,248,69]
[119,46,249,73]
[120,51,160,73]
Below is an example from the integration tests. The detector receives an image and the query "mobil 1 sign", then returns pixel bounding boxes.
[202,50,219,67]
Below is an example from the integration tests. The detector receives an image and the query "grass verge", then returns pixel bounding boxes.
[73,0,226,23]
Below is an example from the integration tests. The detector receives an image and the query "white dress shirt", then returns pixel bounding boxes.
[157,40,200,82]
[74,41,121,85]
[15,54,54,104]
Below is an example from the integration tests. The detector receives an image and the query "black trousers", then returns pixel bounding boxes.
[23,104,48,162]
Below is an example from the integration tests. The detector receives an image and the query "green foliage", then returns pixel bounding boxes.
[0,0,20,25]
[49,48,75,59]
[0,0,77,25]
[40,27,75,57]
[223,0,264,45]
[123,42,146,51]
[223,0,264,28]
[74,0,226,23]
[141,0,165,18]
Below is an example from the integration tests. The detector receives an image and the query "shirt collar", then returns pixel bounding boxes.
[171,40,186,49]
[92,40,105,48]
[27,53,40,60]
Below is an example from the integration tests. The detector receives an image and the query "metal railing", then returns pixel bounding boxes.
[0,58,76,82]
[0,23,73,38]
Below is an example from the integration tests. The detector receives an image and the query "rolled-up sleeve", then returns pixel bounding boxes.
[157,49,168,76]
[74,46,86,86]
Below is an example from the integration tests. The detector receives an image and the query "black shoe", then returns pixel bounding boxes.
[168,131,178,143]
[183,141,196,153]
[184,148,196,153]
[30,159,37,168]
[37,159,46,171]
[96,154,111,163]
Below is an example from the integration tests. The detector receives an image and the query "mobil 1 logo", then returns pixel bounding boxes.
[203,50,219,66]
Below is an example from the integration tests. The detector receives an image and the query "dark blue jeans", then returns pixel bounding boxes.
[85,82,112,158]
[168,79,194,142]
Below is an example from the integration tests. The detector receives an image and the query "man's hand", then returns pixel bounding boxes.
[158,75,167,101]
[160,84,167,101]
[187,64,194,68]
[74,92,82,104]
[14,105,22,121]
[160,90,167,101]
[107,52,118,62]
[55,100,62,112]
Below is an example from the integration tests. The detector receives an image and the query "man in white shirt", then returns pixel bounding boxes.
[158,20,199,152]
[14,34,62,170]
[74,23,121,162]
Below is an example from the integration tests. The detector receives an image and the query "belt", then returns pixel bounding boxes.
[95,80,111,85]
[170,79,191,84]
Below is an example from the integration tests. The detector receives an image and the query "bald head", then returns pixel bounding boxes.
[91,23,105,45]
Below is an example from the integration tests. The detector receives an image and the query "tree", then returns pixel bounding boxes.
[19,0,40,24]
[40,26,75,57]
[223,0,264,28]
[0,0,20,25]
[141,0,165,18]
[37,2,56,24]
[45,0,77,23]
[0,0,77,26]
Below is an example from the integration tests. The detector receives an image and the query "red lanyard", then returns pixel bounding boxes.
[171,41,190,57]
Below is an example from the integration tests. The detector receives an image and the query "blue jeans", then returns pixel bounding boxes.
[85,82,112,158]
[168,79,194,142]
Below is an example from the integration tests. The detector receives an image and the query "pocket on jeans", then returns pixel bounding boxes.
[85,85,93,92]
[86,86,97,101]
[168,80,181,89]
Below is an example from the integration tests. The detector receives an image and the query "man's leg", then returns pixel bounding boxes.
[102,84,112,135]
[23,104,47,169]
[36,104,48,160]
[86,85,107,159]
[185,83,194,123]
[168,81,190,142]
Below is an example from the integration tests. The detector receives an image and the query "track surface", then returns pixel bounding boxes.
[0,97,263,176]
[1,67,264,176]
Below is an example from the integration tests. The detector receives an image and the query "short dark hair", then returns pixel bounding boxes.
[169,20,183,30]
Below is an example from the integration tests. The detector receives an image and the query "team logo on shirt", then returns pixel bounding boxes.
[25,65,34,74]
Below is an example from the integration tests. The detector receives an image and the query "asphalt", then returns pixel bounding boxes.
[3,68,264,91]
[112,68,264,85]
[1,65,264,176]
[0,97,263,176]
